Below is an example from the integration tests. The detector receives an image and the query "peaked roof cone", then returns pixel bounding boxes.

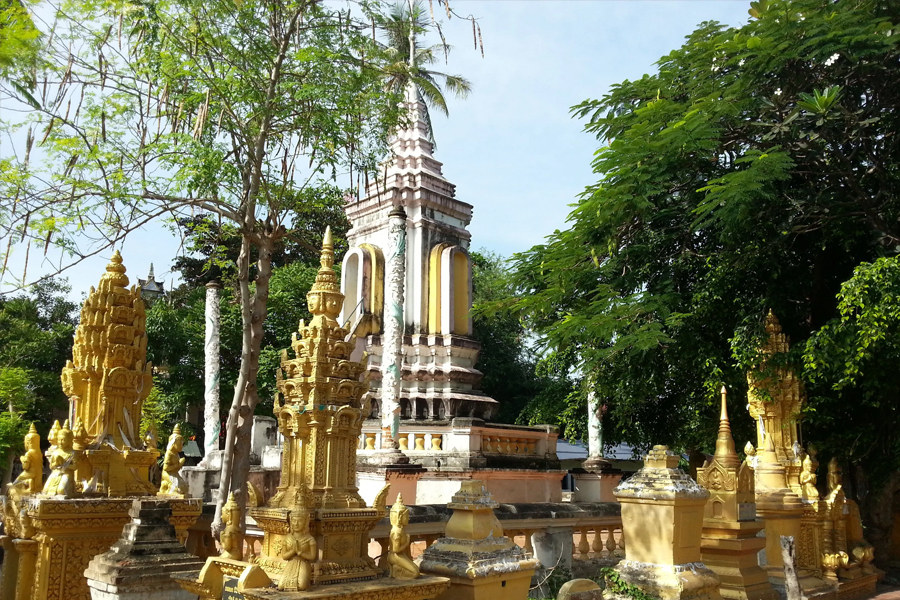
[714,386,740,467]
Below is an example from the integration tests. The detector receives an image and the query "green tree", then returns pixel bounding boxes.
[0,0,408,530]
[501,0,900,478]
[378,0,471,143]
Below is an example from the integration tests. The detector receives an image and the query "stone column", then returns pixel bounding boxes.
[0,535,18,600]
[380,206,407,450]
[12,538,37,600]
[200,281,221,466]
[587,389,602,461]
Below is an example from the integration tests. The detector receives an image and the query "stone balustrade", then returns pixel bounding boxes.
[236,502,622,580]
[357,418,559,464]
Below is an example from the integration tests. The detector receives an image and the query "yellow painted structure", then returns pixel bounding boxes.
[611,446,722,600]
[179,229,449,600]
[0,252,201,600]
[419,480,538,600]
[747,311,876,600]
[698,389,777,600]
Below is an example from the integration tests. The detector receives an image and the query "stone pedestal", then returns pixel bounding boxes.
[22,496,201,600]
[0,535,18,600]
[611,445,722,600]
[571,468,622,503]
[84,499,205,600]
[755,438,834,600]
[420,481,538,600]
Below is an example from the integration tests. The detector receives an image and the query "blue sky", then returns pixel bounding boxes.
[1,1,752,299]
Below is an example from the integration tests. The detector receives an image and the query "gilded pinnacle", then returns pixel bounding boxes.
[310,226,340,297]
[714,386,740,467]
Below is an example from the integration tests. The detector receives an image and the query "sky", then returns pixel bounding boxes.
[1,0,752,300]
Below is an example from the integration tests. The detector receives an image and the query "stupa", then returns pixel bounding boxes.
[176,230,450,600]
[0,252,200,600]
[746,311,876,599]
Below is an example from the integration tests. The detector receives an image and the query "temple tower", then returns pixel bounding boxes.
[341,84,496,422]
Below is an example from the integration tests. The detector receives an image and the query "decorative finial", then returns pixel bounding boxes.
[28,423,37,435]
[714,386,739,466]
[101,250,129,286]
[321,226,334,269]
[148,263,155,280]
[307,227,343,319]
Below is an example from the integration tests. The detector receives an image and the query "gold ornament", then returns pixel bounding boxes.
[388,494,419,580]
[220,492,244,561]
[278,491,317,591]
[42,422,76,497]
[159,424,188,497]
[800,454,819,501]
[11,423,43,494]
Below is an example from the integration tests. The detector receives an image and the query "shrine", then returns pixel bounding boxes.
[0,252,200,600]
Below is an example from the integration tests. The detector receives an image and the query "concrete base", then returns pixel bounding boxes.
[701,521,778,600]
[836,573,877,600]
[357,464,425,506]
[415,469,565,504]
[609,560,723,600]
[572,471,622,503]
[428,569,533,600]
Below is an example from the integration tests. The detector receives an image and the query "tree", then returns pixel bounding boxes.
[0,278,78,482]
[0,0,407,532]
[499,0,900,474]
[378,0,471,143]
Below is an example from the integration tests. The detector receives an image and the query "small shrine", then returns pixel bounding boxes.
[176,230,450,600]
[697,388,777,600]
[746,311,877,599]
[611,445,722,600]
[0,252,200,600]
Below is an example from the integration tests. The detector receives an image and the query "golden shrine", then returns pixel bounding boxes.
[746,311,877,600]
[0,252,200,600]
[697,388,777,600]
[176,229,449,600]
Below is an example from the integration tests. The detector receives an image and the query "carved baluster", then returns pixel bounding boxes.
[523,530,535,556]
[617,527,625,556]
[399,435,409,451]
[591,527,603,557]
[483,436,493,453]
[577,528,590,559]
[414,433,426,451]
[365,433,377,450]
[526,439,537,454]
[606,525,616,555]
[431,434,442,451]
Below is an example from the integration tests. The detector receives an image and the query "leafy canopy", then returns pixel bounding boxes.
[499,0,900,465]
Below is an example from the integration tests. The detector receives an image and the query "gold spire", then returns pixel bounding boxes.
[714,386,740,467]
[306,226,342,321]
[101,249,129,287]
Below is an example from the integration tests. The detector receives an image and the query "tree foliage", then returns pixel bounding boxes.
[499,0,900,466]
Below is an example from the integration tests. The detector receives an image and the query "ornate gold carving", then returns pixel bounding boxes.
[42,421,77,497]
[220,492,244,561]
[11,423,43,494]
[800,454,819,501]
[278,495,317,591]
[388,495,419,580]
[61,251,158,497]
[158,424,187,497]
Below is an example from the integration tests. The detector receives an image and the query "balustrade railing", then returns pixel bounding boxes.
[228,502,623,573]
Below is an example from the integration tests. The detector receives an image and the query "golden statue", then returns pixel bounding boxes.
[42,422,76,497]
[158,424,187,497]
[220,492,244,561]
[12,423,43,494]
[827,457,842,495]
[279,495,317,591]
[800,453,819,501]
[389,494,419,580]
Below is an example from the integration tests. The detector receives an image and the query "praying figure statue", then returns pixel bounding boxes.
[279,500,317,591]
[220,492,244,560]
[42,422,76,497]
[828,457,843,495]
[12,424,43,494]
[800,453,819,501]
[158,424,187,497]
[388,494,419,580]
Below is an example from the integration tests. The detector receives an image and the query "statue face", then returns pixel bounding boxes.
[58,431,74,451]
[25,433,39,450]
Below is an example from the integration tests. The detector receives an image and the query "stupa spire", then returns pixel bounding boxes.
[714,386,740,467]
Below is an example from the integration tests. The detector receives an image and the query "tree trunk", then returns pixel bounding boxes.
[780,535,802,600]
[213,233,253,536]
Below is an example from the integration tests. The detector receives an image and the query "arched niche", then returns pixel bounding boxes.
[427,243,472,335]
[340,243,384,332]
